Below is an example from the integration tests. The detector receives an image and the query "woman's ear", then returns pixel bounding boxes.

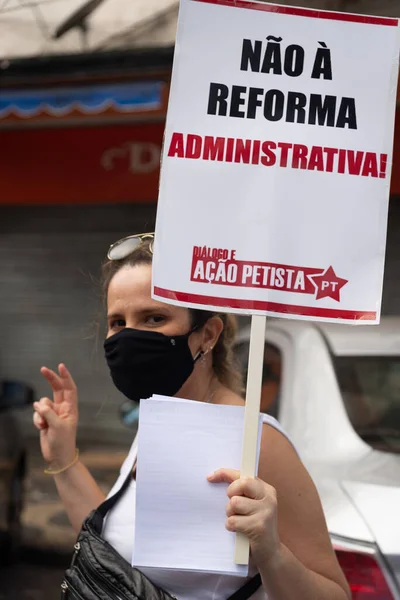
[201,316,224,352]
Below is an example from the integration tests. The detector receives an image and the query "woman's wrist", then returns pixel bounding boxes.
[253,541,286,576]
[44,448,79,476]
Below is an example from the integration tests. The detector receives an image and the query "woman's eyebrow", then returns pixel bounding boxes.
[107,312,125,320]
[139,306,171,314]
[107,306,173,319]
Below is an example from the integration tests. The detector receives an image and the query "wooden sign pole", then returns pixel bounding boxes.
[234,314,267,565]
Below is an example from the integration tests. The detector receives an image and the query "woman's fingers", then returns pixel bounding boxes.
[33,397,54,429]
[207,469,263,500]
[41,364,77,409]
[33,399,60,428]
[58,364,78,412]
[40,366,64,402]
[38,397,53,409]
[227,477,264,500]
[58,363,77,391]
[225,513,260,535]
[226,495,257,518]
[207,468,240,484]
[33,410,48,430]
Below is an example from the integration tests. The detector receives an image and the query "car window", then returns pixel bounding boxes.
[234,341,282,419]
[334,356,400,454]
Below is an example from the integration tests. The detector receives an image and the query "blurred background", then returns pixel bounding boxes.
[1,1,400,598]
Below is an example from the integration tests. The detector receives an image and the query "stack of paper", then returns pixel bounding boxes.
[132,395,263,577]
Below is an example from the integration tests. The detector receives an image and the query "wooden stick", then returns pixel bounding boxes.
[234,314,267,565]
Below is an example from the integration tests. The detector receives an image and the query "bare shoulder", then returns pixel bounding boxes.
[257,423,315,525]
[257,421,303,486]
[257,423,319,525]
[258,423,349,595]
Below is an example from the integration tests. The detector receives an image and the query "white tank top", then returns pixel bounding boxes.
[102,414,296,600]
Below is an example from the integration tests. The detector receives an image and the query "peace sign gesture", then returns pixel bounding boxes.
[33,364,79,471]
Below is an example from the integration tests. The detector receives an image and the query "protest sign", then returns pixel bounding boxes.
[153,0,400,325]
[151,0,400,566]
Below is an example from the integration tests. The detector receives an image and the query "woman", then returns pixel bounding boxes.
[33,233,350,600]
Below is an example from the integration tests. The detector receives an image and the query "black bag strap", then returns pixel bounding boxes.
[227,574,262,600]
[97,463,134,518]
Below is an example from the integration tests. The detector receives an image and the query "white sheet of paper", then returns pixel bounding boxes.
[132,396,263,576]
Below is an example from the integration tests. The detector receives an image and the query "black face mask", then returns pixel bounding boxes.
[104,328,200,402]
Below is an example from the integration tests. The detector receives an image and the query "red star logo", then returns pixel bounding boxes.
[310,266,348,302]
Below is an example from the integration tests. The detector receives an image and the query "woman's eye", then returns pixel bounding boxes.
[146,315,166,326]
[110,319,126,329]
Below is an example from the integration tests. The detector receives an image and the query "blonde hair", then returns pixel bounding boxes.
[101,240,243,394]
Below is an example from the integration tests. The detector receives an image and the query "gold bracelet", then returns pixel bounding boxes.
[44,449,79,476]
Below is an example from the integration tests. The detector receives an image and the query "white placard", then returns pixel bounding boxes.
[133,396,263,576]
[153,0,400,324]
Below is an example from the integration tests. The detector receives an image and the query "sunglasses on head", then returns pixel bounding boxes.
[107,232,155,261]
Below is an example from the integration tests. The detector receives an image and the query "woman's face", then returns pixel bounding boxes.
[106,263,195,342]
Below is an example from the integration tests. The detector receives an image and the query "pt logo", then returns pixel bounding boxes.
[310,267,348,301]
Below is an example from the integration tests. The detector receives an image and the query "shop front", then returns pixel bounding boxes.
[0,70,168,439]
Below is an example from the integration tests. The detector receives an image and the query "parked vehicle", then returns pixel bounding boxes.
[0,380,34,563]
[235,316,400,599]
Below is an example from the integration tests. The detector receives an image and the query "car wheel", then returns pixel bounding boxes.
[1,464,25,564]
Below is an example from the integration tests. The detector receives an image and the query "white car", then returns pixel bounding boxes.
[235,316,400,600]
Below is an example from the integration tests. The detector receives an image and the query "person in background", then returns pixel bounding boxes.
[33,233,350,600]
[237,342,282,418]
[259,344,282,418]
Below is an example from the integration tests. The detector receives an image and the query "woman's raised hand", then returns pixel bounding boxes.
[33,363,79,470]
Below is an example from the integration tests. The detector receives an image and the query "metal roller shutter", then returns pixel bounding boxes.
[0,204,156,443]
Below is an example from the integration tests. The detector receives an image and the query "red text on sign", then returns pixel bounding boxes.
[190,247,348,302]
[168,133,388,179]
